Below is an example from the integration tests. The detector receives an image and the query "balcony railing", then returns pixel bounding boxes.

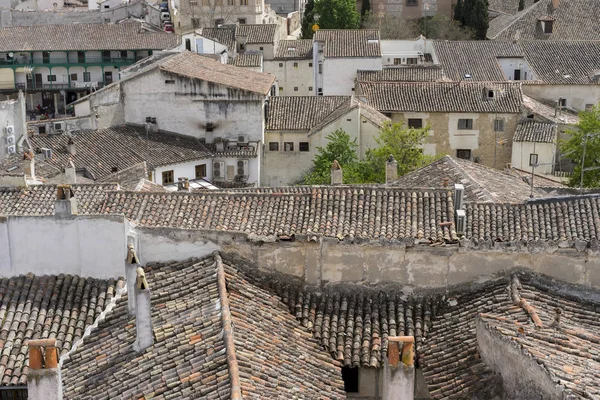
[0,57,138,66]
[12,81,105,91]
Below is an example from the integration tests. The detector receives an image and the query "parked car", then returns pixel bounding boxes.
[164,23,174,32]
[161,11,171,21]
[159,1,168,11]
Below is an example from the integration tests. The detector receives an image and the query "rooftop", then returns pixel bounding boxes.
[235,24,278,44]
[200,26,236,49]
[522,94,580,125]
[356,66,446,82]
[0,21,178,52]
[275,39,314,60]
[513,119,557,143]
[228,53,262,68]
[314,29,381,58]
[266,96,350,130]
[61,254,345,399]
[160,51,275,95]
[357,81,523,113]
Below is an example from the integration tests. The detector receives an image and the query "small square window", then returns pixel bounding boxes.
[407,58,418,65]
[162,170,174,184]
[121,50,128,59]
[70,73,78,81]
[487,90,494,98]
[456,149,471,160]
[529,153,538,167]
[279,62,283,67]
[559,98,567,107]
[165,79,175,84]
[195,164,207,178]
[309,86,313,91]
[494,119,504,132]
[47,75,56,82]
[293,62,298,68]
[294,87,298,91]
[240,44,245,50]
[238,17,246,23]
[260,46,264,50]
[284,142,294,151]
[458,119,473,130]
[269,142,279,151]
[342,367,359,393]
[279,87,283,92]
[407,118,422,129]
[299,142,309,152]
[406,0,417,5]
[83,72,91,82]
[205,122,215,132]
[309,62,313,67]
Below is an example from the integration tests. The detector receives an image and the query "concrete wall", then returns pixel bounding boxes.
[322,57,382,96]
[511,141,555,175]
[0,92,26,163]
[0,214,128,279]
[476,318,564,400]
[523,84,600,113]
[75,82,125,129]
[263,58,313,96]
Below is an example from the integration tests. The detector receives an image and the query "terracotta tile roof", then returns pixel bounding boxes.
[29,124,213,180]
[62,255,345,399]
[228,53,262,67]
[356,66,446,82]
[160,51,275,95]
[268,281,445,368]
[235,24,278,44]
[134,178,167,192]
[390,155,561,203]
[0,273,123,386]
[487,0,600,40]
[308,96,390,136]
[266,96,351,130]
[357,81,523,113]
[514,119,557,142]
[520,41,600,84]
[432,41,523,81]
[0,22,178,52]
[275,39,314,59]
[97,161,149,190]
[0,184,117,215]
[205,143,259,158]
[314,29,382,58]
[488,0,535,14]
[522,94,580,125]
[201,26,236,48]
[0,153,62,179]
[422,273,600,399]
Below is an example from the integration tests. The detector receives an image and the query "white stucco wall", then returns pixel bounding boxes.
[153,158,213,184]
[380,38,435,67]
[522,84,600,112]
[511,141,555,175]
[0,215,127,279]
[322,57,382,95]
[496,58,535,81]
[263,58,313,96]
[0,93,26,163]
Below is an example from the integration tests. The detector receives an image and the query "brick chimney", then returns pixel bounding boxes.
[27,339,63,400]
[55,184,78,216]
[66,137,76,156]
[22,151,35,179]
[385,154,398,184]
[177,177,190,192]
[330,160,343,185]
[383,336,415,400]
[133,266,153,352]
[125,243,140,315]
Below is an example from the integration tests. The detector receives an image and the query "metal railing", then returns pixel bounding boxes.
[0,57,137,66]
[9,81,105,91]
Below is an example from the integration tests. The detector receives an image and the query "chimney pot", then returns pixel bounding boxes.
[386,155,398,184]
[66,137,76,155]
[27,339,63,400]
[383,336,415,400]
[330,160,343,185]
[551,0,559,10]
[55,184,78,216]
[178,177,190,191]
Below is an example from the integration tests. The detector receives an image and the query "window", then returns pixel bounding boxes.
[102,50,111,62]
[342,367,359,393]
[406,0,417,5]
[279,62,283,67]
[513,69,521,80]
[205,122,215,132]
[191,18,200,28]
[195,164,207,178]
[456,149,471,160]
[70,73,78,81]
[104,4,109,8]
[318,63,322,74]
[559,98,567,107]
[165,79,175,84]
[77,51,85,63]
[42,51,50,63]
[529,153,538,167]
[586,104,594,111]
[238,17,247,24]
[309,86,313,91]
[317,88,323,95]
[393,58,402,65]
[294,87,298,91]
[269,142,279,151]
[299,142,309,152]
[458,119,473,130]
[407,57,418,65]
[284,142,294,151]
[383,112,392,118]
[293,62,298,68]
[494,119,504,132]
[260,46,264,51]
[407,118,423,129]
[279,87,283,92]
[185,38,191,51]
[240,0,247,4]
[487,89,495,98]
[47,75,57,82]
[309,62,313,67]
[120,51,128,59]
[240,44,245,50]
[543,20,553,34]
[83,72,91,82]
[162,170,174,184]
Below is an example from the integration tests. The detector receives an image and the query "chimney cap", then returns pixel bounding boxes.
[387,154,396,163]
[331,160,341,170]
[136,267,149,290]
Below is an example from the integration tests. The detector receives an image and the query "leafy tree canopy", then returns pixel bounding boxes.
[313,0,360,30]
[301,0,316,39]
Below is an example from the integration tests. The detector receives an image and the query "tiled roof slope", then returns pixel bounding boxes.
[520,41,600,84]
[266,96,350,130]
[308,96,390,135]
[432,41,523,81]
[0,22,178,52]
[390,155,557,203]
[422,274,600,399]
[514,119,557,142]
[229,53,262,67]
[487,0,600,40]
[522,94,580,125]
[275,39,314,59]
[28,124,212,180]
[235,24,278,44]
[99,187,458,241]
[0,273,123,386]
[0,184,117,215]
[98,162,149,191]
[160,51,275,95]
[488,0,535,14]
[201,26,236,48]
[268,281,445,368]
[314,29,381,58]
[62,255,345,399]
[357,81,523,113]
[357,66,445,82]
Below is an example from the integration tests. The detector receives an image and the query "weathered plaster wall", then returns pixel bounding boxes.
[263,58,313,96]
[523,84,600,113]
[511,141,555,174]
[323,57,382,96]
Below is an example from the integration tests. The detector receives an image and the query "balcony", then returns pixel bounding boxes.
[0,57,138,67]
[12,81,105,91]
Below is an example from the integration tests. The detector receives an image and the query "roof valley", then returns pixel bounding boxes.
[214,252,242,400]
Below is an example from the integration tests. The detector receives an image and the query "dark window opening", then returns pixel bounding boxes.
[529,153,538,167]
[284,142,294,151]
[102,50,111,62]
[458,119,473,130]
[120,51,128,59]
[309,62,313,67]
[47,75,56,82]
[544,20,553,34]
[456,149,471,160]
[383,112,392,118]
[279,62,283,67]
[406,0,417,5]
[407,118,422,129]
[494,119,504,132]
[165,79,175,84]
[260,46,264,51]
[185,39,192,51]
[342,367,359,393]
[559,98,567,107]
[38,126,46,134]
[205,122,215,132]
[514,69,521,80]
[0,389,28,400]
[77,51,85,63]
[269,142,279,151]
[70,73,77,81]
[83,72,91,82]
[294,87,298,91]
[299,142,309,152]
[195,164,207,178]
[162,170,174,184]
[191,18,200,28]
[487,89,494,98]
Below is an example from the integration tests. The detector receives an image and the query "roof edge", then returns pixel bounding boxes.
[214,252,243,400]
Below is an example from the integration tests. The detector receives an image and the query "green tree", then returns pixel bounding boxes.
[301,0,316,39]
[466,0,489,39]
[302,129,361,184]
[560,104,600,188]
[518,0,525,11]
[361,0,370,16]
[453,0,464,23]
[314,0,360,30]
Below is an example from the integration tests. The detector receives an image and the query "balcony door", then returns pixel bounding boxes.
[34,73,42,88]
[104,71,113,85]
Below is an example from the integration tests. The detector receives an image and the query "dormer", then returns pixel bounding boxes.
[537,16,555,34]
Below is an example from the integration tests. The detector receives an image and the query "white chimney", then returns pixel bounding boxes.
[133,266,153,352]
[55,184,78,216]
[386,154,398,184]
[66,137,76,155]
[125,243,140,315]
[27,339,63,400]
[63,159,76,184]
[330,160,343,185]
[383,336,415,400]
[22,151,35,179]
